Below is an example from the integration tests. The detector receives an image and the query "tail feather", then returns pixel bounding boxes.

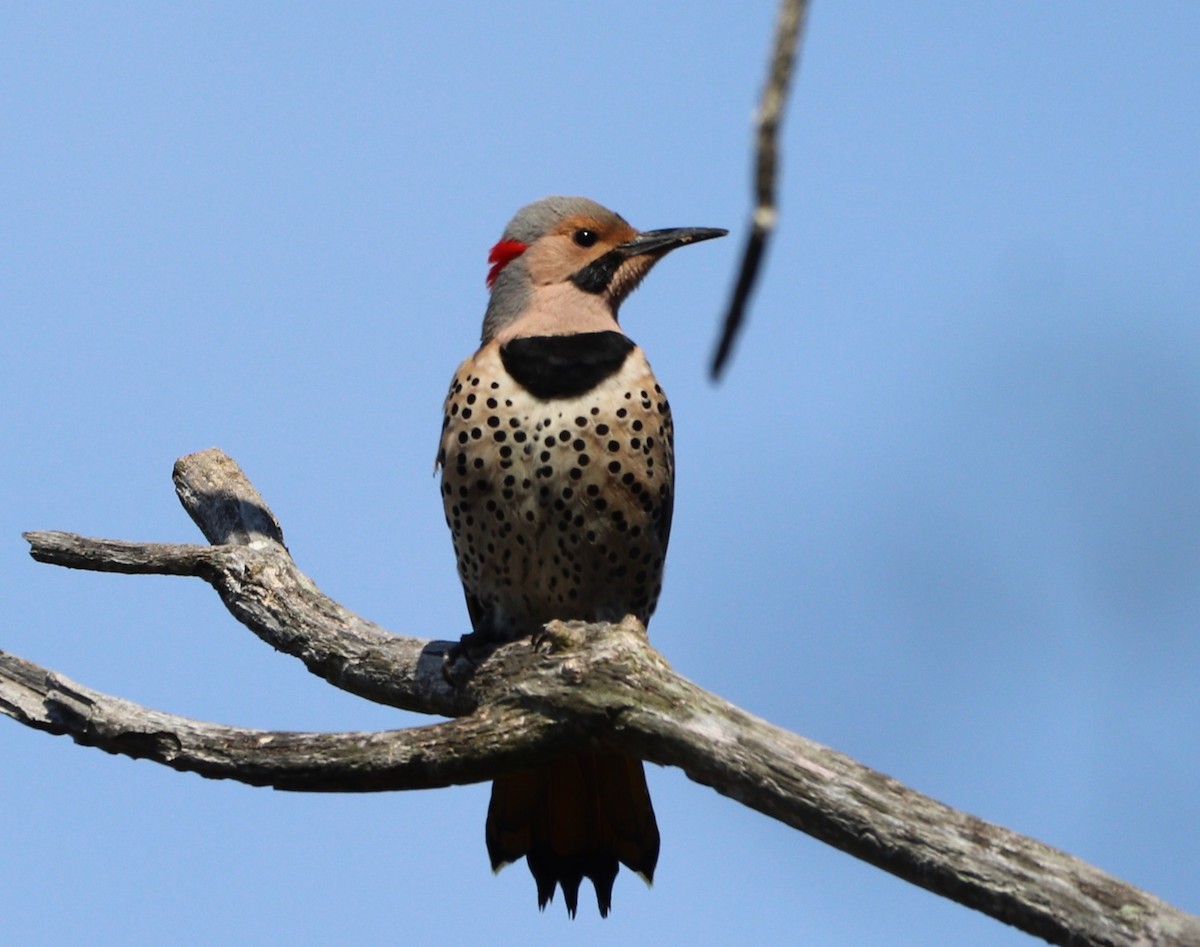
[486,753,659,917]
[593,753,660,881]
[485,767,538,871]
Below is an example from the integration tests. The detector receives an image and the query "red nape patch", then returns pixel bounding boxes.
[486,239,528,288]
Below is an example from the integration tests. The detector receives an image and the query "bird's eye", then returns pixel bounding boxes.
[573,228,598,248]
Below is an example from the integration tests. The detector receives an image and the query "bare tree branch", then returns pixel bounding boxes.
[711,0,809,379]
[6,448,1199,946]
[27,449,467,719]
[0,647,556,791]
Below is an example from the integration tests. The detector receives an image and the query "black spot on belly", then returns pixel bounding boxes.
[500,332,635,399]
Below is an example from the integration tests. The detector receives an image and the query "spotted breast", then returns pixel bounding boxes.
[437,332,673,642]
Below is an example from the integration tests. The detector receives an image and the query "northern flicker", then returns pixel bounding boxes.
[436,196,726,917]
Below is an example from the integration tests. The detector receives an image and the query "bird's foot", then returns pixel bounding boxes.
[441,629,497,686]
[532,619,591,654]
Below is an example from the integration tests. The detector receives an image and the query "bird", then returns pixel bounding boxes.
[436,196,726,917]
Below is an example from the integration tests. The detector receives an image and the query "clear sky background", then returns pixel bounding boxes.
[3,4,1198,945]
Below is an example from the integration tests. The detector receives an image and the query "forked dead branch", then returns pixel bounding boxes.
[3,447,1196,946]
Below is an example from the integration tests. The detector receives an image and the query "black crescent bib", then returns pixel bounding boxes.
[500,331,635,400]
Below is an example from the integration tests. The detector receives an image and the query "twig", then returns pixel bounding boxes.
[711,0,809,379]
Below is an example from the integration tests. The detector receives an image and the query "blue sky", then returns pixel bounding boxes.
[3,4,1198,944]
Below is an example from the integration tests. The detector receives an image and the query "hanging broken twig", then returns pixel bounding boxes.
[711,0,809,379]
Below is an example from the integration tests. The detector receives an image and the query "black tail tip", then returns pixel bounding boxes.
[528,851,617,918]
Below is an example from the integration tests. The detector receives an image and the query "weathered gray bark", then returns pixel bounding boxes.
[3,448,1197,946]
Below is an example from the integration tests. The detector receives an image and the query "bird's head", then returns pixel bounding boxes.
[481,196,726,343]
